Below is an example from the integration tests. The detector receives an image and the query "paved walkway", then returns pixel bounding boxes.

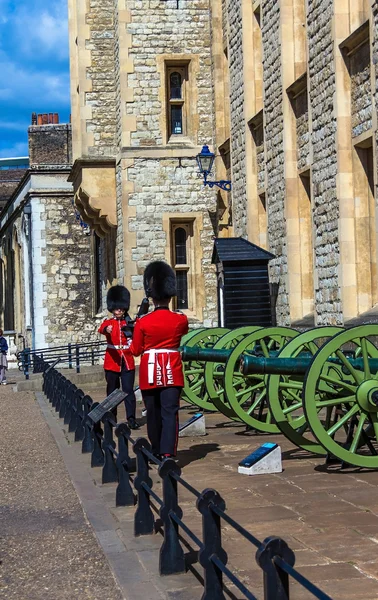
[0,383,123,600]
[4,370,378,599]
[84,379,378,600]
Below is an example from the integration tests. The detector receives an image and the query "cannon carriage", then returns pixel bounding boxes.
[180,325,378,469]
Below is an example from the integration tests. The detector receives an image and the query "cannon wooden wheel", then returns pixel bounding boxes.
[204,327,262,420]
[181,328,206,346]
[268,327,344,454]
[224,327,298,432]
[303,326,378,468]
[182,327,230,409]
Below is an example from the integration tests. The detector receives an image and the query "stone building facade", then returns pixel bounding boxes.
[68,0,378,327]
[0,114,97,349]
[68,0,219,325]
[218,0,378,326]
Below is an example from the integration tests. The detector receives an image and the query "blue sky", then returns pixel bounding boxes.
[0,0,70,158]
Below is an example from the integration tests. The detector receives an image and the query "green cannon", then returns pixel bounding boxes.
[181,325,378,469]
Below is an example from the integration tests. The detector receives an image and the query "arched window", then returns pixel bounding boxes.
[174,227,187,264]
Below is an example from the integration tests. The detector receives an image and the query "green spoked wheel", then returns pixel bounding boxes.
[182,327,230,410]
[303,326,378,468]
[181,328,206,346]
[268,327,344,454]
[224,327,298,432]
[204,327,262,420]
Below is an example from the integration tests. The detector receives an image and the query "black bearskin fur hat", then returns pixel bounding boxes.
[143,261,177,301]
[107,285,131,312]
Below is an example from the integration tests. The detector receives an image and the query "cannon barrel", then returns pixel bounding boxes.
[181,346,232,363]
[241,355,378,376]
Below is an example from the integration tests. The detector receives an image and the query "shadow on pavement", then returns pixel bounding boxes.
[177,442,220,467]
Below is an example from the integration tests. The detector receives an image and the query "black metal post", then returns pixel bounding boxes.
[133,438,154,536]
[255,536,295,600]
[102,413,118,484]
[91,347,95,366]
[197,489,227,600]
[74,390,85,441]
[115,423,135,507]
[59,379,69,419]
[91,405,105,467]
[75,344,80,374]
[24,348,30,380]
[64,383,76,425]
[158,458,185,576]
[82,397,94,453]
[69,389,82,433]
[68,343,72,369]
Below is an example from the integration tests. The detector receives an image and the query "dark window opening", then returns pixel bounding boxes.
[175,227,187,264]
[171,105,183,134]
[170,72,182,99]
[176,270,188,309]
[94,233,102,314]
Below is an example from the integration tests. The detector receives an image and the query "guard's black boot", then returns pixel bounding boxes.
[127,417,140,430]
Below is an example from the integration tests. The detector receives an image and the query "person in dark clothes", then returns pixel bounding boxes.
[98,286,139,429]
[0,330,8,385]
[130,261,188,458]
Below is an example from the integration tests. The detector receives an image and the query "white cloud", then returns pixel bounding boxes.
[0,53,70,107]
[14,0,69,61]
[0,141,28,158]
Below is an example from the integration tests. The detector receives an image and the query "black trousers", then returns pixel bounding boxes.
[142,386,181,456]
[105,362,136,420]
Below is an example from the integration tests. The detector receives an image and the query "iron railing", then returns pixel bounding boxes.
[17,341,107,379]
[41,360,333,600]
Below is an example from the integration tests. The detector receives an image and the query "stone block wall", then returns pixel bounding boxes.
[350,40,372,139]
[226,0,248,237]
[126,0,213,147]
[294,89,310,171]
[262,0,290,324]
[127,158,217,324]
[114,0,218,325]
[85,0,117,156]
[43,196,97,345]
[29,125,72,166]
[307,0,341,325]
[253,123,265,191]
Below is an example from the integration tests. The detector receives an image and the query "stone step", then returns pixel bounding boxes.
[15,366,104,392]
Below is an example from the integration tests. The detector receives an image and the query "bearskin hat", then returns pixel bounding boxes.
[143,261,177,301]
[106,285,131,312]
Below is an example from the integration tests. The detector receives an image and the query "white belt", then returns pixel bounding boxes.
[144,349,179,384]
[107,344,129,350]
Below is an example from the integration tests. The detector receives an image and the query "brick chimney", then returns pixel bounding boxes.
[33,113,60,125]
[29,112,71,166]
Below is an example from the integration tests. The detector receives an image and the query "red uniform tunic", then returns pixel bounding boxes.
[98,318,135,372]
[130,307,189,390]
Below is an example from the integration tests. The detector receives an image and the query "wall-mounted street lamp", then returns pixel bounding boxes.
[196,145,232,192]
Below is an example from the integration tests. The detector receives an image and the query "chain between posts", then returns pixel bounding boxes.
[41,362,334,600]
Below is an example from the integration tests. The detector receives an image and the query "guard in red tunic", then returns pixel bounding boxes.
[130,261,188,458]
[98,285,140,429]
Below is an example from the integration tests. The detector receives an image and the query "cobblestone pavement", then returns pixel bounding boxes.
[0,381,123,600]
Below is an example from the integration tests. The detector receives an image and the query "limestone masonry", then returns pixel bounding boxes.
[68,0,378,326]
